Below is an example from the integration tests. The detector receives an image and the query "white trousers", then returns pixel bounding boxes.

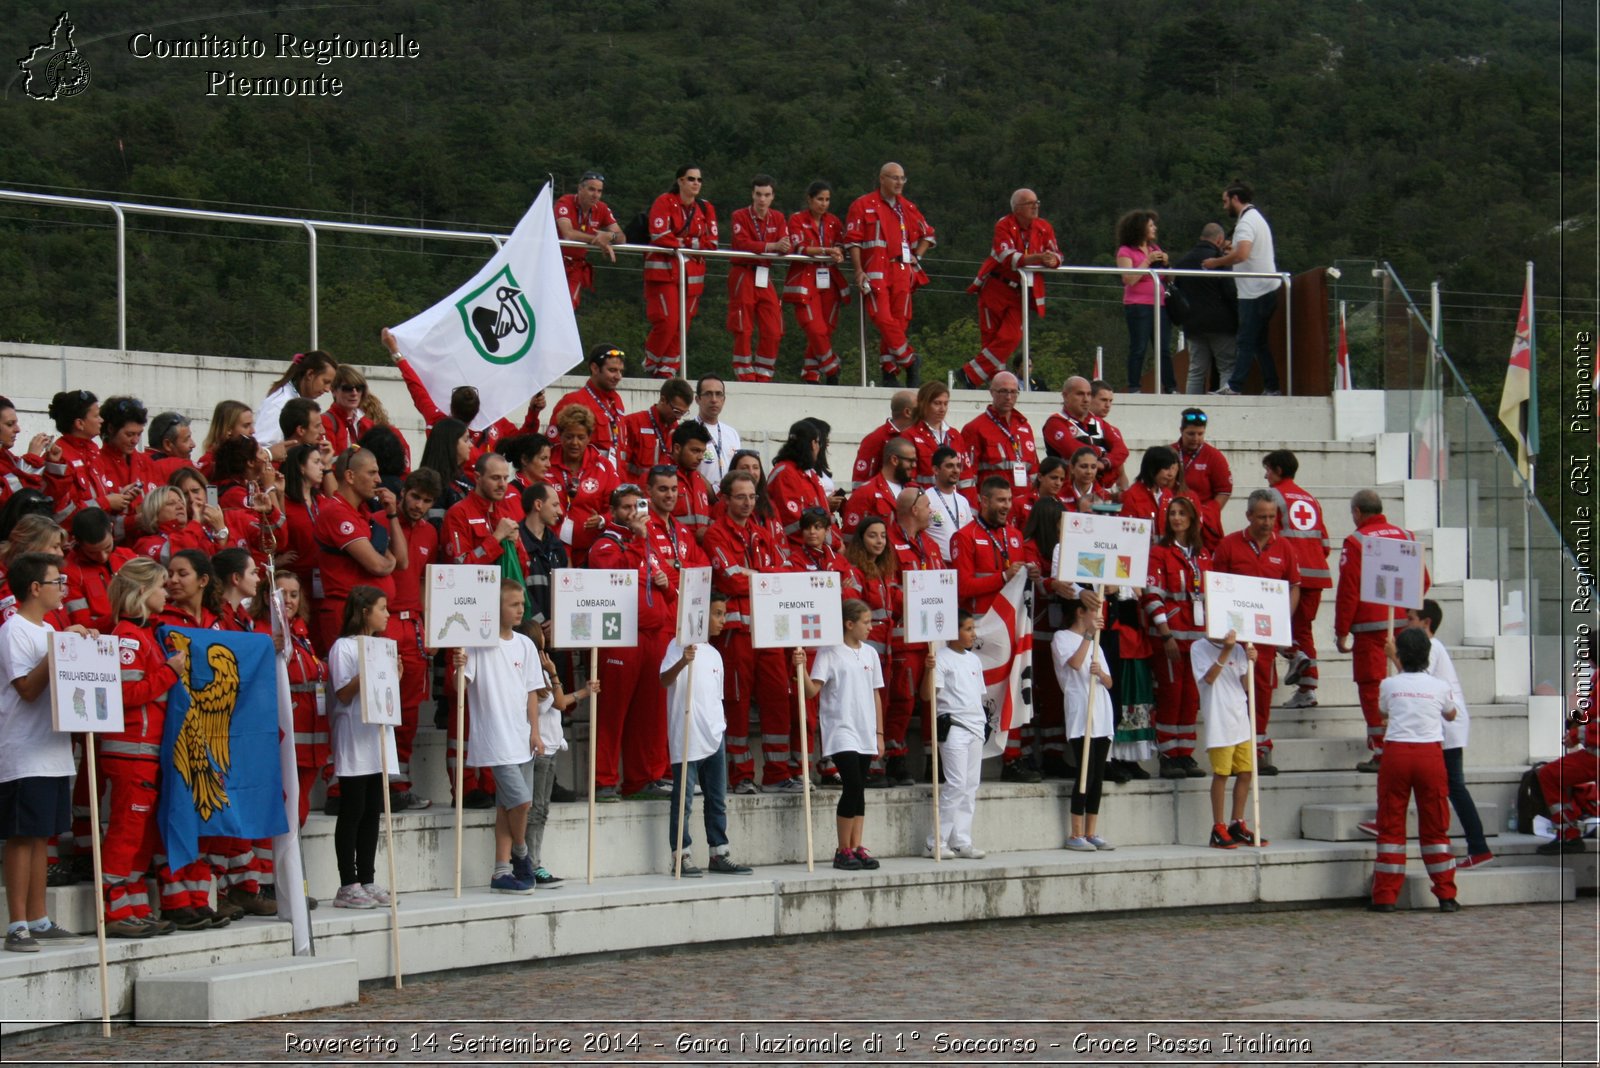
[930,725,985,850]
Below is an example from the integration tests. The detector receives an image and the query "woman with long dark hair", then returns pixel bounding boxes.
[258,351,338,448]
[1115,210,1174,394]
[1142,495,1211,780]
[417,418,474,527]
[766,421,829,549]
[642,164,718,379]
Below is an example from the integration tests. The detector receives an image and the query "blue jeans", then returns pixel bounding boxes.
[1444,746,1489,857]
[1228,289,1280,391]
[668,740,729,854]
[1125,304,1174,392]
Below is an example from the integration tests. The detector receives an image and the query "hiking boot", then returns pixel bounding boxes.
[1159,756,1187,780]
[1356,756,1382,774]
[1104,761,1132,784]
[1000,760,1041,783]
[1438,898,1462,913]
[193,905,231,928]
[162,907,212,931]
[224,888,278,917]
[212,898,245,922]
[1367,901,1397,913]
[1256,751,1280,776]
[1181,757,1207,778]
[1126,760,1152,780]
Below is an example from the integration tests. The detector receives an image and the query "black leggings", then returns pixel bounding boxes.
[832,751,871,819]
[1069,736,1111,816]
[334,774,383,886]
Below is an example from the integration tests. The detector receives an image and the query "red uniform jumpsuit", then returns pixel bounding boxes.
[704,514,791,787]
[1539,705,1600,845]
[885,522,945,771]
[547,447,619,567]
[42,434,118,527]
[840,472,901,538]
[844,190,935,375]
[962,212,1059,385]
[784,210,849,382]
[851,418,906,489]
[1334,514,1428,757]
[320,407,374,457]
[960,406,1039,510]
[1371,675,1459,907]
[555,193,619,308]
[643,194,718,378]
[670,464,714,544]
[614,406,681,485]
[727,205,787,382]
[766,460,831,547]
[1173,439,1233,552]
[389,512,437,795]
[1042,412,1127,493]
[1267,478,1333,699]
[101,619,181,921]
[1210,529,1302,757]
[1142,540,1211,760]
[97,442,162,543]
[284,617,329,828]
[0,445,45,508]
[902,421,973,494]
[549,384,627,463]
[397,357,528,460]
[64,545,135,631]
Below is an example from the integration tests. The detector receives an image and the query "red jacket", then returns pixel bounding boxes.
[547,447,618,566]
[0,447,44,507]
[550,385,627,460]
[851,418,906,488]
[1043,412,1127,492]
[1173,440,1233,548]
[783,211,849,303]
[102,619,180,761]
[1210,529,1302,589]
[950,516,1022,614]
[1267,477,1333,589]
[321,407,374,456]
[390,513,438,616]
[888,522,944,649]
[968,213,1059,315]
[555,193,619,295]
[284,617,329,768]
[588,522,672,631]
[97,443,162,538]
[63,544,134,630]
[1142,541,1211,644]
[841,472,901,537]
[766,460,830,545]
[670,466,714,543]
[844,191,935,290]
[132,519,223,565]
[442,491,530,574]
[647,512,708,614]
[1120,481,1176,538]
[727,206,788,305]
[43,434,117,525]
[397,358,524,455]
[1334,514,1429,640]
[614,406,680,484]
[961,406,1039,508]
[902,422,972,492]
[703,514,785,632]
[644,193,718,291]
[844,563,895,657]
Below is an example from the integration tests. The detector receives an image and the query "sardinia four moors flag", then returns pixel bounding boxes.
[1497,262,1538,482]
[388,184,583,432]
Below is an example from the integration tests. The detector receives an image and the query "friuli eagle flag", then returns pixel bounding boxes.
[388,183,584,432]
[976,570,1035,757]
[157,627,288,870]
[1497,263,1538,482]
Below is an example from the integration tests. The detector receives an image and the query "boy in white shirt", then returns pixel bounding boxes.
[1370,627,1461,913]
[1191,629,1266,849]
[921,611,986,859]
[660,593,753,877]
[1,552,91,952]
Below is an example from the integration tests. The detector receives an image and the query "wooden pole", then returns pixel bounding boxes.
[795,658,814,872]
[673,658,694,878]
[378,727,403,987]
[452,664,466,898]
[1076,626,1103,799]
[929,651,942,863]
[1246,642,1263,849]
[85,742,110,1038]
[587,646,599,885]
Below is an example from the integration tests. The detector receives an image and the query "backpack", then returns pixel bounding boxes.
[1516,762,1551,831]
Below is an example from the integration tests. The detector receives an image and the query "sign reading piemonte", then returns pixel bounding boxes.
[48,631,125,733]
[357,636,403,726]
[1058,512,1152,588]
[552,568,639,648]
[677,566,713,645]
[424,564,502,649]
[1203,571,1294,647]
[1358,534,1424,609]
[903,569,959,644]
[750,571,844,649]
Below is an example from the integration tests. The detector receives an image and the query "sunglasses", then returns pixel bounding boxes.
[337,383,367,394]
[1182,413,1208,426]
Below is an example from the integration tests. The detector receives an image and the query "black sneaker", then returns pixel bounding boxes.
[1256,752,1280,776]
[1536,836,1586,855]
[1126,761,1152,780]
[322,793,341,816]
[1209,823,1237,850]
[833,848,862,871]
[1000,760,1041,784]
[4,929,38,953]
[511,854,535,883]
[864,770,891,789]
[853,846,880,870]
[550,780,577,803]
[886,756,914,787]
[531,866,563,886]
[1104,761,1132,784]
[1039,753,1073,779]
[708,854,753,875]
[45,863,79,887]
[1367,901,1397,913]
[1228,820,1268,847]
[1438,898,1462,913]
[463,789,495,809]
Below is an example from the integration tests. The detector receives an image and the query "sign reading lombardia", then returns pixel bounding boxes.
[48,632,125,733]
[424,564,502,648]
[1358,534,1425,609]
[357,636,403,726]
[1058,512,1153,588]
[751,571,843,649]
[904,569,959,644]
[1204,571,1293,647]
[677,566,713,645]
[552,568,639,648]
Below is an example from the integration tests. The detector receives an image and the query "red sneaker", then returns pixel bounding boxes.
[1229,820,1268,847]
[1357,819,1379,838]
[1456,852,1494,870]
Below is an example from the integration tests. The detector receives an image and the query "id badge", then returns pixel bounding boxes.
[311,567,325,600]
[1011,464,1028,488]
[901,243,914,265]
[816,269,831,289]
[314,683,327,720]
[755,265,770,289]
[1192,599,1206,628]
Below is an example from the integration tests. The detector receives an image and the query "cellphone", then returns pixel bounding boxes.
[204,486,219,509]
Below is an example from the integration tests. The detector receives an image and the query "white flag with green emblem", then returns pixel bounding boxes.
[388,183,582,431]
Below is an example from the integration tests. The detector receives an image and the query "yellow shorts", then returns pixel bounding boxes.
[1208,741,1254,777]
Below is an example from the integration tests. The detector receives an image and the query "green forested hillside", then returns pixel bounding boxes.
[1,0,1592,499]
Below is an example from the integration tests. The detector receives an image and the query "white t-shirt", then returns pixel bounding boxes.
[931,645,985,733]
[1190,638,1251,749]
[811,642,883,756]
[0,615,73,782]
[254,382,301,448]
[1051,630,1114,740]
[661,639,725,764]
[532,660,566,756]
[1379,671,1456,744]
[1427,637,1470,750]
[462,632,542,767]
[328,636,399,778]
[1230,205,1280,299]
[925,489,973,560]
[689,418,742,490]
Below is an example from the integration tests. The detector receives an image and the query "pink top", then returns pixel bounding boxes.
[1117,244,1164,306]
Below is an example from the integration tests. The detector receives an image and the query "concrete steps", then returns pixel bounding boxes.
[134,956,359,1026]
[1300,801,1503,841]
[1396,865,1574,909]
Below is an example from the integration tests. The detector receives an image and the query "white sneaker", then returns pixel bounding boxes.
[1283,651,1311,686]
[362,883,392,906]
[333,883,376,909]
[922,843,954,859]
[1283,690,1318,709]
[952,845,987,859]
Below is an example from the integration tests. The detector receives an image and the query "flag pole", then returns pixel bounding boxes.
[673,658,694,879]
[1246,643,1263,850]
[85,741,110,1038]
[1076,624,1103,801]
[587,646,599,884]
[795,656,815,872]
[452,663,466,898]
[378,726,402,988]
[929,642,942,862]
[1524,261,1536,649]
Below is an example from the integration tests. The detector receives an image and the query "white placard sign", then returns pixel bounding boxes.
[358,636,403,725]
[904,569,959,644]
[677,566,713,645]
[1058,512,1152,588]
[552,568,639,648]
[750,571,844,649]
[1204,571,1294,647]
[425,564,502,648]
[1358,534,1424,609]
[48,632,125,733]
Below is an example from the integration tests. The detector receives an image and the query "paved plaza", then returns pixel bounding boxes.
[5,898,1596,1065]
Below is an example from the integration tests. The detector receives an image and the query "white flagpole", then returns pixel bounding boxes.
[673,658,694,878]
[378,727,402,988]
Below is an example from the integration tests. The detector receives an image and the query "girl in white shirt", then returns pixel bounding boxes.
[1053,599,1117,851]
[327,586,397,910]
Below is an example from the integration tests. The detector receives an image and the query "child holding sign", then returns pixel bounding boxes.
[1053,599,1116,851]
[797,599,884,871]
[1191,629,1265,849]
[921,611,987,860]
[525,648,594,887]
[328,586,398,909]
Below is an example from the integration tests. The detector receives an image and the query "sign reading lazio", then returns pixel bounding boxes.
[1204,571,1293,647]
[357,636,403,726]
[48,632,124,733]
[750,571,843,649]
[1359,534,1424,609]
[551,568,639,648]
[903,569,959,644]
[677,566,713,645]
[1057,512,1152,588]
[424,564,502,649]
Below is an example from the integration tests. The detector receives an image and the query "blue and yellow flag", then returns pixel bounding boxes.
[157,627,288,869]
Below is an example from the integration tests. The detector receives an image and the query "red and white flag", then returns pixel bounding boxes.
[1497,265,1538,481]
[1335,301,1352,390]
[974,570,1035,757]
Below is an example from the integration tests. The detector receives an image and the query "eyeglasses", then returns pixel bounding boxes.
[698,390,725,399]
[43,577,69,588]
[1017,199,1040,208]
